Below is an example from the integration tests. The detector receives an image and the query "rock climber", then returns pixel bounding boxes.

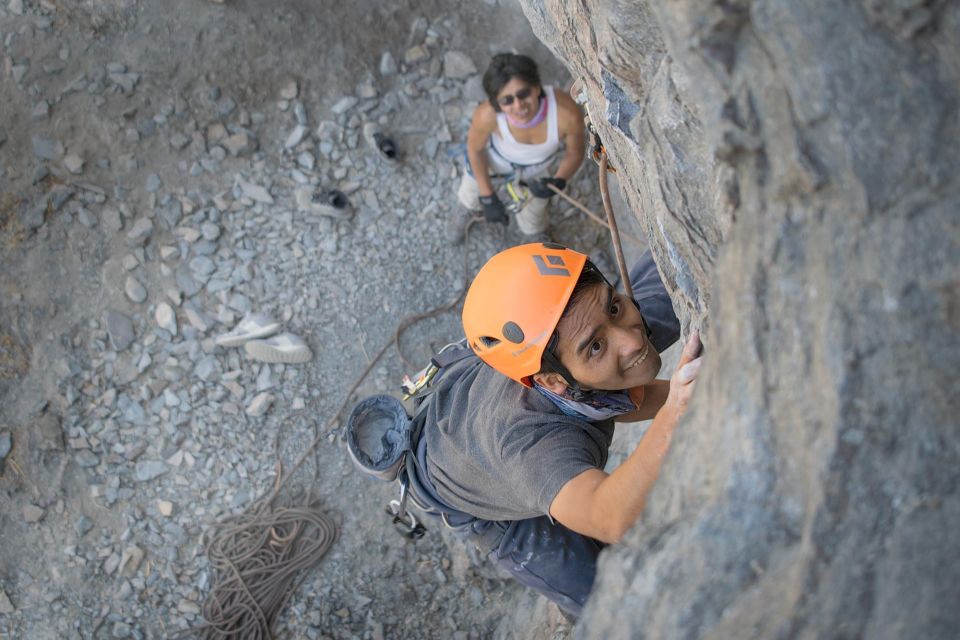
[447,53,587,243]
[406,242,703,617]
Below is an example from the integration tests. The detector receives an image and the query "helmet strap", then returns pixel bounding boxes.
[541,339,589,402]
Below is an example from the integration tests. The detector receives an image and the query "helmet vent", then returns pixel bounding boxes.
[479,336,500,349]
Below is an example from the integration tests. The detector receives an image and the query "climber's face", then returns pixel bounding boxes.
[496,77,541,124]
[534,282,662,393]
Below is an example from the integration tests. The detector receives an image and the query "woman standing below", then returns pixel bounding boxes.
[449,53,586,243]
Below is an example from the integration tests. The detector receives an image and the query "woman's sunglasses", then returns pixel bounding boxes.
[497,87,534,107]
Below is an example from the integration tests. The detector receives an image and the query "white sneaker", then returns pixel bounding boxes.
[214,313,281,347]
[244,333,313,364]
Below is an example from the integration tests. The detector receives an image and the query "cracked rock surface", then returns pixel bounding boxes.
[520,0,960,637]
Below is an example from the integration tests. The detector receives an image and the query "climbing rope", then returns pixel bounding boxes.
[597,154,632,294]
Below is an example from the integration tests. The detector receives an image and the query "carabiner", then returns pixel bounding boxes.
[385,479,426,539]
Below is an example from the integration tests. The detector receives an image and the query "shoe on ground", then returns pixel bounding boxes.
[244,332,313,364]
[215,312,281,347]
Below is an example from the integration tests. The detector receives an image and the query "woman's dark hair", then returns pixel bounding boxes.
[537,260,608,378]
[482,53,542,112]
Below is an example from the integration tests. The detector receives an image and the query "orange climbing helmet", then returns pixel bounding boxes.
[462,243,588,386]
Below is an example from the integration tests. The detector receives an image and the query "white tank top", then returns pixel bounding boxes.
[490,85,561,167]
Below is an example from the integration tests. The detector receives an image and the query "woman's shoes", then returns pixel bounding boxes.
[244,333,313,364]
[214,313,313,364]
[214,313,281,347]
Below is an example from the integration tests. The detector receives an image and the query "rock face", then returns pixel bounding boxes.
[519,1,960,637]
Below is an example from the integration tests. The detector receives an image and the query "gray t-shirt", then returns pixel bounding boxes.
[421,357,615,522]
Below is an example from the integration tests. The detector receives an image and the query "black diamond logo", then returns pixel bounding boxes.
[533,255,570,277]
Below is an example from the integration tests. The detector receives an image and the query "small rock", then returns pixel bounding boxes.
[284,125,308,150]
[48,185,74,212]
[133,460,168,482]
[145,173,162,192]
[217,96,237,117]
[296,151,316,171]
[184,306,211,332]
[75,515,94,536]
[75,450,100,468]
[109,71,141,93]
[443,51,477,79]
[0,589,13,615]
[126,217,154,244]
[176,266,201,297]
[179,598,201,615]
[64,153,84,174]
[316,120,341,142]
[404,45,430,65]
[32,135,64,160]
[32,100,50,120]
[122,254,139,271]
[111,621,131,638]
[35,413,63,451]
[77,207,97,228]
[237,181,274,204]
[23,504,46,523]
[155,302,177,336]
[189,256,216,276]
[119,545,145,577]
[0,431,12,467]
[160,245,180,260]
[8,0,24,16]
[200,222,221,241]
[157,500,174,517]
[293,100,308,125]
[194,355,220,382]
[223,131,257,156]
[330,96,358,115]
[101,207,123,232]
[246,393,273,417]
[227,293,251,314]
[379,51,397,76]
[169,132,190,150]
[105,309,135,351]
[280,80,299,100]
[124,276,147,303]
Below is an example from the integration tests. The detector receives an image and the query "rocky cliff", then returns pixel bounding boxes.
[519,1,960,637]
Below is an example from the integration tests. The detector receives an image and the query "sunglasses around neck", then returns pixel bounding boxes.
[497,87,535,107]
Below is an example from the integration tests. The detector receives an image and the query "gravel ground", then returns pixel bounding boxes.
[0,1,649,638]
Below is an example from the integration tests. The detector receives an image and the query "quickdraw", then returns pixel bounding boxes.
[587,121,617,174]
[400,362,439,400]
[572,78,617,174]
